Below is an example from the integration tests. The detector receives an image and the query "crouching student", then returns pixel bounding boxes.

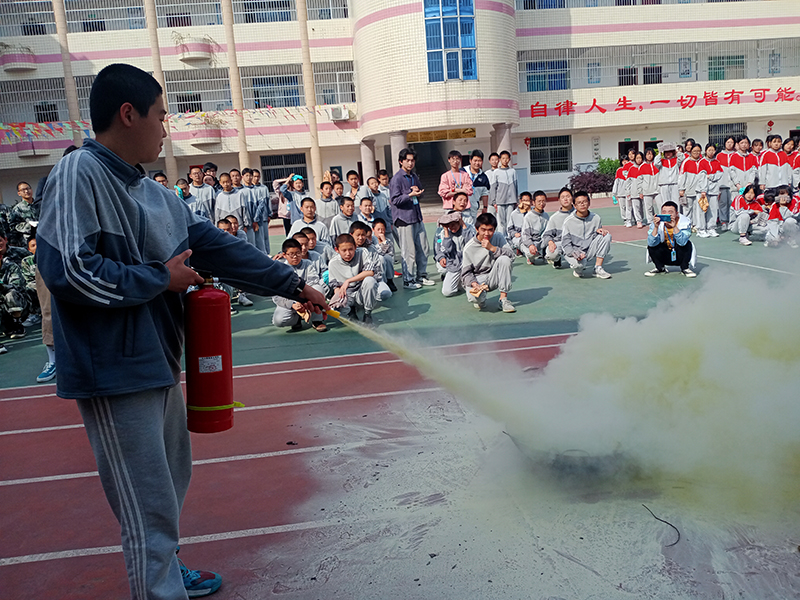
[350,221,393,300]
[460,213,515,312]
[561,191,612,279]
[521,190,549,265]
[506,192,532,255]
[645,201,696,277]
[730,184,767,246]
[451,191,475,228]
[328,233,379,324]
[372,218,397,292]
[542,187,574,268]
[435,211,475,297]
[272,239,328,332]
[766,185,799,248]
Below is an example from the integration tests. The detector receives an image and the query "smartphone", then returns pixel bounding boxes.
[655,214,671,222]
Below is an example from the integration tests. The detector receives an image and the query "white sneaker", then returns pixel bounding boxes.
[573,268,583,278]
[625,222,633,228]
[697,230,709,238]
[789,239,799,249]
[739,236,752,246]
[594,265,612,279]
[644,267,667,277]
[417,277,436,287]
[238,293,253,307]
[708,229,719,237]
[499,297,516,313]
[682,268,697,278]
[403,280,422,290]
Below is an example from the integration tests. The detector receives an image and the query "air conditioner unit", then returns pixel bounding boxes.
[328,105,350,121]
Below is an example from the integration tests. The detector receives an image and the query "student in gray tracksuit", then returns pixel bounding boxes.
[520,190,549,264]
[460,212,516,312]
[272,238,327,331]
[488,151,517,236]
[434,211,476,297]
[560,191,612,279]
[506,192,532,254]
[328,233,379,323]
[329,197,357,237]
[541,187,574,268]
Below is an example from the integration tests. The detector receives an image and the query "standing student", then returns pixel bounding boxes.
[462,149,491,219]
[716,136,736,230]
[759,134,790,191]
[729,136,758,199]
[288,198,333,248]
[188,165,216,220]
[275,173,306,228]
[489,150,518,236]
[240,168,258,247]
[214,173,246,227]
[612,156,629,223]
[438,150,473,211]
[36,63,328,600]
[389,148,435,289]
[9,181,39,247]
[697,143,722,237]
[364,176,393,237]
[316,181,340,228]
[251,169,270,254]
[346,170,368,204]
[679,144,705,225]
[329,197,357,237]
[655,142,681,208]
[627,152,644,228]
[752,138,764,158]
[637,148,660,225]
[485,152,500,217]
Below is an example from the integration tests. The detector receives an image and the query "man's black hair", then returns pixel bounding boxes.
[453,191,469,202]
[225,214,239,222]
[299,227,316,238]
[216,219,231,227]
[229,168,241,175]
[339,196,355,206]
[373,217,386,228]
[291,232,308,241]
[499,150,511,159]
[448,150,462,160]
[777,185,792,196]
[532,189,547,201]
[488,152,500,159]
[398,148,416,162]
[153,172,167,180]
[359,195,374,204]
[476,212,497,228]
[661,201,679,211]
[378,169,389,177]
[574,190,591,203]
[345,170,360,180]
[349,221,371,235]
[335,233,355,248]
[282,238,302,252]
[470,149,484,160]
[242,168,252,176]
[301,197,316,207]
[202,162,218,172]
[519,191,532,200]
[558,186,573,197]
[90,64,162,134]
[320,181,332,189]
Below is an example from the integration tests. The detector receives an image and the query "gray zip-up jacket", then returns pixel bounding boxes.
[328,247,377,292]
[273,259,320,309]
[460,232,513,287]
[489,167,518,206]
[329,213,357,238]
[561,211,604,258]
[434,223,476,273]
[506,208,528,239]
[541,208,574,246]
[521,210,550,248]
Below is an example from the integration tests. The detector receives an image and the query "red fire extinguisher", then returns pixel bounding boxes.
[184,277,241,433]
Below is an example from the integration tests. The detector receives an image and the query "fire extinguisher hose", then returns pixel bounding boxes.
[187,401,245,412]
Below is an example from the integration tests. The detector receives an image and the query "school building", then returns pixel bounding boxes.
[0,0,798,203]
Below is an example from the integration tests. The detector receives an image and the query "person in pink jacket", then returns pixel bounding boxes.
[438,150,473,211]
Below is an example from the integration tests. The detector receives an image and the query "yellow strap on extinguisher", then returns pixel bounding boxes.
[186,401,245,412]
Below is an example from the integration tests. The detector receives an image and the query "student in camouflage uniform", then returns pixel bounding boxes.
[9,181,40,248]
[0,230,30,345]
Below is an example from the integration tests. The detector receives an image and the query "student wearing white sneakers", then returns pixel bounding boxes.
[560,191,612,279]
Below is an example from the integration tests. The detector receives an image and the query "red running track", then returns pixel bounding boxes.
[0,333,569,600]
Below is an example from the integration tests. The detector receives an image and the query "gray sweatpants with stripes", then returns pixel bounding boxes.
[77,386,192,600]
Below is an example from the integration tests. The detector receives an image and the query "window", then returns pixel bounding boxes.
[35,102,59,123]
[156,0,222,26]
[65,0,147,33]
[618,67,637,86]
[0,1,55,36]
[307,0,347,19]
[425,0,477,83]
[313,62,356,104]
[165,68,232,113]
[242,65,305,108]
[0,78,67,124]
[643,65,662,85]
[521,61,570,92]
[529,135,571,174]
[76,75,96,120]
[587,61,601,84]
[261,153,307,183]
[709,123,747,148]
[708,55,745,81]
[769,51,780,74]
[237,0,296,23]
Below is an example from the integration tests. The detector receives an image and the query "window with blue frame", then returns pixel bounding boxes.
[424,0,477,83]
[523,60,570,92]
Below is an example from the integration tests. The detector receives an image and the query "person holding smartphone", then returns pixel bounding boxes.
[645,200,697,277]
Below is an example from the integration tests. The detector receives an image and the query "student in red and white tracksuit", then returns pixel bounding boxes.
[758,135,791,191]
[697,144,723,237]
[730,184,767,245]
[717,136,736,229]
[637,148,660,224]
[612,159,631,224]
[791,151,800,192]
[729,137,758,195]
[628,153,644,228]
[655,145,681,208]
[679,145,705,225]
[766,186,799,247]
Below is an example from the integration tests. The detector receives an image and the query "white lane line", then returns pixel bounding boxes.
[614,240,798,276]
[0,434,428,487]
[0,423,84,436]
[0,332,573,399]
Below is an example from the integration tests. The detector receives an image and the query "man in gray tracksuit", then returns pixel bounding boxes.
[560,191,613,279]
[434,211,476,297]
[460,213,515,312]
[488,151,517,237]
[272,238,327,331]
[541,187,574,268]
[520,190,549,265]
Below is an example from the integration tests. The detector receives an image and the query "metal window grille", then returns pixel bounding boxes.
[0,1,56,36]
[155,0,222,27]
[307,0,348,19]
[241,64,304,108]
[0,78,66,123]
[708,123,747,148]
[424,0,477,83]
[518,39,796,91]
[76,74,95,120]
[313,61,356,104]
[64,0,146,33]
[516,0,756,8]
[165,68,232,113]
[261,153,307,183]
[529,135,572,174]
[233,0,296,23]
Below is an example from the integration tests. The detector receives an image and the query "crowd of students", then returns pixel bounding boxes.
[610,133,800,247]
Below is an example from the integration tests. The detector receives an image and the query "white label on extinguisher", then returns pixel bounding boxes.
[198,355,223,374]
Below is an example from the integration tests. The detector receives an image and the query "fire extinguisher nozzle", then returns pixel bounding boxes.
[326,309,341,319]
